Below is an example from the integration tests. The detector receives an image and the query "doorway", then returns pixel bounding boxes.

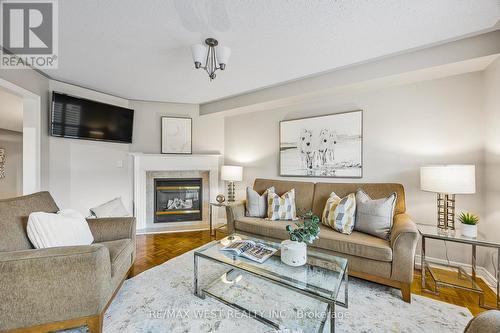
[0,78,41,196]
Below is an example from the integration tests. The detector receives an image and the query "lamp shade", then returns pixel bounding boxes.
[420,165,475,194]
[216,46,231,65]
[191,44,206,65]
[221,165,243,182]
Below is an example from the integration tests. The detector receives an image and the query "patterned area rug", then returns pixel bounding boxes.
[67,249,472,333]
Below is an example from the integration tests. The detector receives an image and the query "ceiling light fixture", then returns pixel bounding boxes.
[191,38,231,81]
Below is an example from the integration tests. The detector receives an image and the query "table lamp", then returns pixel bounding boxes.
[420,165,475,230]
[221,165,243,202]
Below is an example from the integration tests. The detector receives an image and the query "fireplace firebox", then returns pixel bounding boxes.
[154,178,202,223]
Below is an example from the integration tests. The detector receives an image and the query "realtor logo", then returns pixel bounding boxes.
[0,0,58,68]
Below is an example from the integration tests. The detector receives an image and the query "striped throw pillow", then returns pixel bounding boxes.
[322,192,356,234]
[267,188,298,221]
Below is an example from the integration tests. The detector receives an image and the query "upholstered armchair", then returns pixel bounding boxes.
[0,192,136,333]
[464,310,500,333]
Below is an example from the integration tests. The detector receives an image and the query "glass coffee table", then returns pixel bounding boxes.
[194,234,348,333]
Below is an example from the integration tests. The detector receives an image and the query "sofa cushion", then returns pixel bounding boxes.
[267,188,298,221]
[354,190,397,240]
[246,186,274,217]
[235,217,291,240]
[0,192,59,252]
[315,226,393,262]
[312,183,405,217]
[253,178,315,212]
[234,217,392,262]
[98,239,134,277]
[322,192,356,234]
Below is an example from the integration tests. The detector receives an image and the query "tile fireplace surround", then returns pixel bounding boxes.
[131,153,221,232]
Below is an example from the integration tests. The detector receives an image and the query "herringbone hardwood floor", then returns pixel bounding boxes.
[131,230,496,316]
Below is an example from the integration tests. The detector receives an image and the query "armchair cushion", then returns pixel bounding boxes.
[0,192,59,252]
[90,197,129,218]
[99,239,135,277]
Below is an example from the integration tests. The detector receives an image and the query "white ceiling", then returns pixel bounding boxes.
[43,0,500,104]
[0,88,23,132]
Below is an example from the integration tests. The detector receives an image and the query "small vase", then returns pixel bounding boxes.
[280,240,307,266]
[461,223,477,238]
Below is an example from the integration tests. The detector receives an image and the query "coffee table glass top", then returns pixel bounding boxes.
[195,234,348,301]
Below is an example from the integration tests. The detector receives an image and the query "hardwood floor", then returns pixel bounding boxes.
[131,230,220,276]
[131,230,496,316]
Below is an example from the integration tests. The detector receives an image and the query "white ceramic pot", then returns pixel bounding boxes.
[461,223,477,238]
[280,240,307,266]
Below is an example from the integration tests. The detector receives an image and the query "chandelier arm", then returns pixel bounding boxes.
[204,45,210,72]
[213,46,218,73]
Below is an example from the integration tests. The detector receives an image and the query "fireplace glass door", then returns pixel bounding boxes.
[154,178,202,223]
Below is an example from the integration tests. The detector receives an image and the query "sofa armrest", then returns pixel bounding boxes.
[390,213,419,283]
[0,245,111,331]
[87,217,136,243]
[225,201,246,234]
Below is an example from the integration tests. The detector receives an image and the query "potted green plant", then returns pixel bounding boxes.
[458,212,479,238]
[281,211,320,266]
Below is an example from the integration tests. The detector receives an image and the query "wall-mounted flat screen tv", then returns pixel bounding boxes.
[50,92,134,143]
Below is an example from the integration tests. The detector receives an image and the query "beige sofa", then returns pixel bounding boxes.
[226,178,419,302]
[0,192,136,333]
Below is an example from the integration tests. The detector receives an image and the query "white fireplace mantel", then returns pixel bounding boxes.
[131,153,221,230]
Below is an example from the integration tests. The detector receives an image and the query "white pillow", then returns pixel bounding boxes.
[27,209,94,249]
[90,197,129,218]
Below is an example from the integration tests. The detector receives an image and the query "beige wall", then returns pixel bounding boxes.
[482,57,500,275]
[130,101,224,155]
[225,72,485,265]
[0,129,22,199]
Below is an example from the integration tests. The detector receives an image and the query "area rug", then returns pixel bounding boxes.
[68,249,472,333]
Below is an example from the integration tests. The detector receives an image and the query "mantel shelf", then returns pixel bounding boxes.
[129,152,221,158]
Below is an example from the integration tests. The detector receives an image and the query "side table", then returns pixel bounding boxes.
[418,224,500,309]
[209,202,227,236]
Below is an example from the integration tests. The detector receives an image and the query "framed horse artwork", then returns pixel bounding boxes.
[279,110,363,178]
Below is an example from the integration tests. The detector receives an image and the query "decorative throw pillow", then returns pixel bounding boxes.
[267,188,298,221]
[246,186,275,217]
[354,190,397,240]
[322,192,356,234]
[90,197,130,218]
[27,209,94,249]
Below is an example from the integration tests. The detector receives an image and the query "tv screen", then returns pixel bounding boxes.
[50,92,134,143]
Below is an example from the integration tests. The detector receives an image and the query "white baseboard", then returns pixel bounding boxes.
[415,254,497,292]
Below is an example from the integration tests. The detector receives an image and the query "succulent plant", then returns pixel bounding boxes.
[286,210,320,244]
[458,212,479,225]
